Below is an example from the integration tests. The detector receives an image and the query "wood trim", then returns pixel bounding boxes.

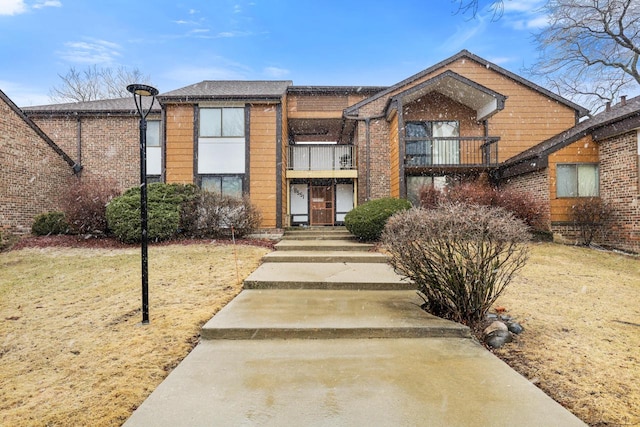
[592,114,640,141]
[244,104,250,195]
[193,105,199,183]
[275,103,283,228]
[398,99,406,199]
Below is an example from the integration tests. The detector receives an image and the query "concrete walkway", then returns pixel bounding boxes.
[124,228,586,426]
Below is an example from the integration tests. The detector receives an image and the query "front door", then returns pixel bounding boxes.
[310,185,334,226]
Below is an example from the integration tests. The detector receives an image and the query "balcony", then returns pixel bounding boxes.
[288,144,356,171]
[404,137,499,170]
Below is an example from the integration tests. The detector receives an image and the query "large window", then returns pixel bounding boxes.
[201,175,243,198]
[146,120,162,181]
[556,164,599,197]
[198,107,246,192]
[405,121,459,166]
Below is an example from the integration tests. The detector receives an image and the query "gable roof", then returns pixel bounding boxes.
[0,89,80,172]
[499,95,640,178]
[158,80,292,102]
[345,50,589,118]
[22,96,159,116]
[386,70,506,122]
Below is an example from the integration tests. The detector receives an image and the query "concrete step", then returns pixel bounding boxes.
[262,250,389,263]
[243,262,413,290]
[201,289,469,340]
[283,232,355,241]
[274,239,374,252]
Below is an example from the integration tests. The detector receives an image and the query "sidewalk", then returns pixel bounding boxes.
[124,228,586,426]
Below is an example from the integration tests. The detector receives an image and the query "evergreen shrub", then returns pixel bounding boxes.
[344,197,412,241]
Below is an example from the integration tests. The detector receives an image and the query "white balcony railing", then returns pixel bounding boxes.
[288,144,356,171]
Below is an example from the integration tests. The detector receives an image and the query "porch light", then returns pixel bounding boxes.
[127,83,159,325]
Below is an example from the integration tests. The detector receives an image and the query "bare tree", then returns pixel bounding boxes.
[529,0,640,114]
[453,0,506,20]
[49,65,152,103]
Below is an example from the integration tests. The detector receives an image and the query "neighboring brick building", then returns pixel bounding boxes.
[0,89,79,233]
[500,96,640,253]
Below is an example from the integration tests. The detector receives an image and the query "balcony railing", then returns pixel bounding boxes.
[404,137,499,168]
[288,144,356,171]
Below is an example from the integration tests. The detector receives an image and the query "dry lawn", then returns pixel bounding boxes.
[0,242,269,427]
[495,242,640,427]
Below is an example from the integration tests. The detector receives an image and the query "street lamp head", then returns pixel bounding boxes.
[127,84,159,97]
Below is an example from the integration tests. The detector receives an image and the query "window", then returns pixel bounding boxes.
[146,120,162,179]
[198,106,246,178]
[556,164,599,197]
[405,175,447,205]
[405,121,459,166]
[201,175,243,198]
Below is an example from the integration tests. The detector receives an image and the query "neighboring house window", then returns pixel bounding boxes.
[406,121,459,166]
[146,120,162,182]
[556,164,599,197]
[405,175,447,206]
[197,107,246,196]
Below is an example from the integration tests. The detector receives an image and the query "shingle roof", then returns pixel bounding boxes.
[158,80,292,101]
[22,96,159,115]
[504,95,640,167]
[345,50,589,118]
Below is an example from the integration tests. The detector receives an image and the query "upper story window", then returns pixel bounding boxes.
[556,163,599,197]
[199,108,245,138]
[406,121,459,166]
[146,120,162,180]
[197,107,246,176]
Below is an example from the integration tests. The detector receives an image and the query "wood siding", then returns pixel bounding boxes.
[287,93,370,119]
[249,104,278,228]
[388,58,578,163]
[548,135,599,222]
[165,104,194,184]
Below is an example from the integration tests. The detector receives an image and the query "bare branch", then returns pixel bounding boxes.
[49,66,153,103]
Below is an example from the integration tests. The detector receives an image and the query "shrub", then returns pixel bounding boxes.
[419,180,547,231]
[58,179,120,235]
[571,197,612,246]
[106,183,198,243]
[382,203,530,328]
[345,197,412,241]
[31,212,69,236]
[181,192,262,238]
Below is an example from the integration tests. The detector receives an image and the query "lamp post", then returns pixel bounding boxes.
[127,83,159,325]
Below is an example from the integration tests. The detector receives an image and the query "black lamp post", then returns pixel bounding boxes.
[127,83,159,325]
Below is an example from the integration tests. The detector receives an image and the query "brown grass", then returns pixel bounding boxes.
[494,242,640,427]
[0,242,269,427]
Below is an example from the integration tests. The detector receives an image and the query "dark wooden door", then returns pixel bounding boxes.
[310,185,334,226]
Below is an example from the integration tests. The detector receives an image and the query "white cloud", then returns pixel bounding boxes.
[57,38,121,64]
[263,66,289,78]
[0,0,27,15]
[502,0,548,30]
[444,15,487,51]
[502,0,545,13]
[33,0,61,9]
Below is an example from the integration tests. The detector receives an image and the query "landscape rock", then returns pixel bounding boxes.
[507,321,524,334]
[485,329,513,348]
[483,320,508,335]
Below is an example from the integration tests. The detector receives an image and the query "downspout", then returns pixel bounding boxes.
[344,113,385,201]
[76,116,82,170]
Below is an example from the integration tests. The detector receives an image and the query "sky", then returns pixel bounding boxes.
[0,0,549,107]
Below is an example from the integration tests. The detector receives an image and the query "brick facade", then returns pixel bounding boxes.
[33,114,147,192]
[500,169,551,229]
[598,130,640,252]
[0,94,75,233]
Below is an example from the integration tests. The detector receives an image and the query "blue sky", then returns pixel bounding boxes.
[0,0,548,106]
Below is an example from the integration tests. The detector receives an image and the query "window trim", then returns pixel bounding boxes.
[556,163,599,198]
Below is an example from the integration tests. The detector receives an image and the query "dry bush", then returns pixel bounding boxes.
[382,203,530,328]
[418,180,546,230]
[181,192,262,238]
[59,178,120,235]
[571,197,613,246]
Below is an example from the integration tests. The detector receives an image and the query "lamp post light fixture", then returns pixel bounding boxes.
[127,83,159,325]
